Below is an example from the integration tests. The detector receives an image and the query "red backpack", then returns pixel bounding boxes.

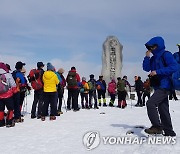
[27,69,43,90]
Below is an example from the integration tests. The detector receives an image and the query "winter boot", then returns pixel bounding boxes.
[98,99,102,106]
[50,116,56,120]
[103,103,107,107]
[56,112,61,116]
[6,119,15,128]
[89,104,92,109]
[94,102,99,109]
[57,110,63,115]
[15,117,24,123]
[145,126,163,134]
[41,116,45,121]
[163,131,176,137]
[117,101,121,108]
[0,119,5,127]
[81,102,85,109]
[169,96,172,100]
[94,105,99,109]
[31,114,36,119]
[174,97,178,101]
[85,104,90,109]
[109,100,114,107]
[135,103,140,107]
[81,104,85,109]
[121,100,127,109]
[37,115,41,119]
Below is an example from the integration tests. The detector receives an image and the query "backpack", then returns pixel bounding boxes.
[161,51,180,90]
[27,69,43,90]
[172,71,180,90]
[173,52,180,64]
[0,74,9,94]
[88,81,96,92]
[67,71,77,87]
[80,87,85,93]
[96,80,105,91]
[108,82,115,93]
[57,83,64,95]
[12,70,17,81]
[117,80,125,91]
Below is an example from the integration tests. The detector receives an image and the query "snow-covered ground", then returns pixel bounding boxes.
[0,90,180,154]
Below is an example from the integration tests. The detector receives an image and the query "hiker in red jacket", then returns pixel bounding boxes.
[0,62,17,127]
[66,67,80,111]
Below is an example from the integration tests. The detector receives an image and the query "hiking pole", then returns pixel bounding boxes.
[22,92,27,116]
[22,99,25,116]
[129,88,132,108]
[25,91,28,115]
[63,97,67,112]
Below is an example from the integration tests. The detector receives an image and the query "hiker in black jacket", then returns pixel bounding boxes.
[134,76,144,107]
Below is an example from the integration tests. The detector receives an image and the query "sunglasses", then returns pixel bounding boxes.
[145,45,157,51]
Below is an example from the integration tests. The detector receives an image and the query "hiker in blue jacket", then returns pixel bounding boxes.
[169,44,180,101]
[143,36,178,136]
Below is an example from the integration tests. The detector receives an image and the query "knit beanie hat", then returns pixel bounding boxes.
[82,77,86,81]
[47,62,55,71]
[58,68,65,74]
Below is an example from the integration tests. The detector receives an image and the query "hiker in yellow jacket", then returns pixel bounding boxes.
[41,63,59,121]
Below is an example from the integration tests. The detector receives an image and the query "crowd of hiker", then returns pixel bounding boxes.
[0,60,154,127]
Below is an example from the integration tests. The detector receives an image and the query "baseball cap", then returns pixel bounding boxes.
[15,61,26,70]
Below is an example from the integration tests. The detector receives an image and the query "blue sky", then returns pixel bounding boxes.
[0,0,180,84]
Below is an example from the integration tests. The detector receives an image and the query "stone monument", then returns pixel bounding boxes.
[101,36,123,84]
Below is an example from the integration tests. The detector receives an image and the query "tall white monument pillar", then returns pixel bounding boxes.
[101,36,123,84]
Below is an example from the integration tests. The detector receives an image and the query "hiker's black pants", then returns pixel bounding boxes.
[136,91,143,105]
[31,89,44,116]
[42,92,57,116]
[117,91,126,102]
[67,88,79,110]
[13,92,21,119]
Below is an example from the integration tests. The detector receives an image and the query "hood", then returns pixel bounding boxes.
[44,71,56,80]
[145,36,165,54]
